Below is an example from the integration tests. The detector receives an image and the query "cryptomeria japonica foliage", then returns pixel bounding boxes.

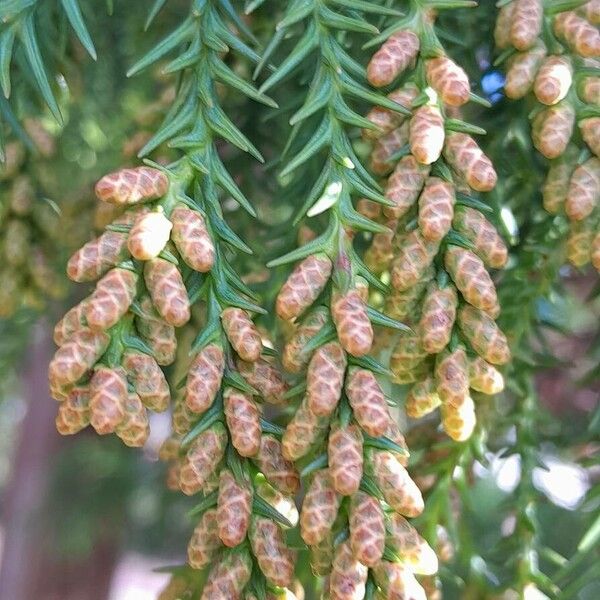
[0,1,599,599]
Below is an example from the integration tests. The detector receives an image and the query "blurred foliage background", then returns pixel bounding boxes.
[0,1,598,599]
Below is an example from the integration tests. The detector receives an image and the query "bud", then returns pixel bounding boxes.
[3,219,29,266]
[89,366,128,435]
[115,392,150,447]
[67,229,129,282]
[300,470,341,546]
[435,524,454,563]
[167,461,183,492]
[389,331,429,384]
[386,512,438,575]
[370,123,409,175]
[349,491,385,567]
[409,105,445,165]
[391,229,440,292]
[170,204,215,272]
[453,206,508,269]
[364,228,395,275]
[504,45,547,99]
[583,0,600,24]
[122,351,170,412]
[531,102,575,159]
[372,561,427,600]
[458,305,511,365]
[0,271,21,318]
[276,254,332,321]
[425,56,471,107]
[217,470,252,547]
[185,344,225,413]
[30,249,66,300]
[494,2,516,49]
[533,56,573,106]
[331,288,373,357]
[307,341,347,416]
[435,346,469,407]
[444,245,498,314]
[127,211,172,260]
[418,282,457,354]
[554,11,600,58]
[384,273,429,321]
[592,230,600,271]
[383,155,430,220]
[579,117,600,158]
[367,450,424,517]
[250,516,296,588]
[55,387,90,435]
[328,423,364,496]
[172,398,197,435]
[328,541,368,600]
[188,508,220,569]
[282,307,329,373]
[255,435,300,495]
[200,548,253,600]
[224,387,262,458]
[405,377,441,419]
[441,395,476,441]
[580,75,600,105]
[544,154,576,215]
[86,268,138,330]
[221,307,262,362]
[345,368,391,437]
[297,225,317,245]
[443,133,497,192]
[565,157,600,221]
[259,483,299,533]
[237,358,287,404]
[384,421,410,467]
[135,295,177,365]
[10,175,35,216]
[367,30,420,87]
[0,141,25,181]
[566,219,594,267]
[144,258,190,327]
[417,177,456,241]
[179,422,228,495]
[310,534,334,577]
[469,357,505,395]
[282,398,328,461]
[48,328,110,386]
[159,435,181,461]
[50,379,72,402]
[510,0,543,51]
[95,166,168,205]
[23,118,55,157]
[357,198,383,221]
[94,202,123,231]
[363,84,419,140]
[53,299,89,346]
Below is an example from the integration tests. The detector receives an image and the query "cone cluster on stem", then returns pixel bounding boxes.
[247,1,458,595]
[50,164,205,444]
[36,0,538,597]
[362,6,510,446]
[275,254,437,598]
[496,0,600,271]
